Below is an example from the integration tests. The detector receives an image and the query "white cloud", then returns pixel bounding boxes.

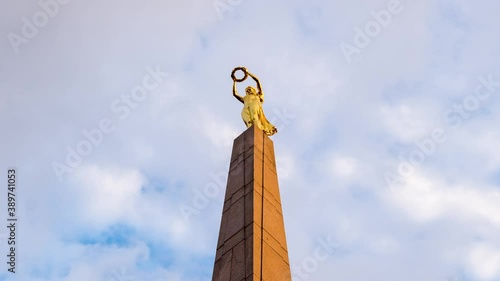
[72,165,146,227]
[387,172,500,226]
[331,156,358,178]
[467,243,500,280]
[379,103,437,142]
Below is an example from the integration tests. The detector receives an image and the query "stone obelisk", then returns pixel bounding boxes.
[212,125,291,280]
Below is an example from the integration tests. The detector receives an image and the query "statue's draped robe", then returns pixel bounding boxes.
[241,94,277,136]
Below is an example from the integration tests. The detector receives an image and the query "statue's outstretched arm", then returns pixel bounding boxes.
[233,80,244,103]
[247,71,264,103]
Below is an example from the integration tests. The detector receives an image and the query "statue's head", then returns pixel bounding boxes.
[245,86,257,95]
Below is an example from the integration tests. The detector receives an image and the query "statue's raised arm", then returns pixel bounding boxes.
[232,79,244,103]
[247,71,264,103]
[231,67,277,136]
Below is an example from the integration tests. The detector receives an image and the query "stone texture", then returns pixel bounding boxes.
[212,126,291,281]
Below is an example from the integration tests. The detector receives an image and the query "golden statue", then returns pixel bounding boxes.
[232,67,278,136]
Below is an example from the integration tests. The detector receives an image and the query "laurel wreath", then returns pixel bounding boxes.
[231,67,248,82]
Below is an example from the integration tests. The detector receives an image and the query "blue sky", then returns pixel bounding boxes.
[1,0,500,280]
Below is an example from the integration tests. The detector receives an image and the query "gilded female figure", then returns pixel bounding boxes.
[232,67,277,136]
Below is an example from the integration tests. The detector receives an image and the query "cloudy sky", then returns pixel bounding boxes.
[1,0,500,280]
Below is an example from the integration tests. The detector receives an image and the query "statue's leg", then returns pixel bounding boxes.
[241,107,252,128]
[249,106,263,130]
